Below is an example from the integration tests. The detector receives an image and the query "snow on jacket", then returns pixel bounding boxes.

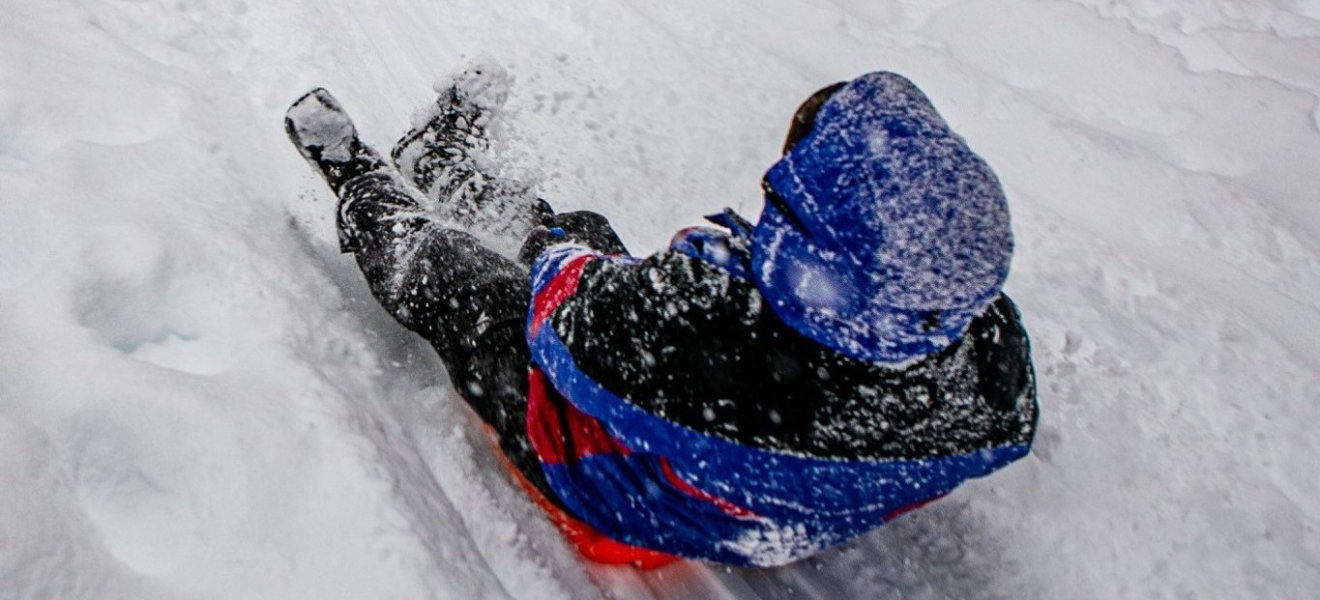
[524,240,1036,566]
[523,72,1038,566]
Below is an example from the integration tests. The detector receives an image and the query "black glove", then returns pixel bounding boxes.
[518,206,629,266]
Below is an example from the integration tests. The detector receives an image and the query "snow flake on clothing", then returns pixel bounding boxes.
[520,72,1035,566]
[524,240,1035,566]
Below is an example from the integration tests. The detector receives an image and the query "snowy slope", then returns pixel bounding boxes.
[1,0,1317,598]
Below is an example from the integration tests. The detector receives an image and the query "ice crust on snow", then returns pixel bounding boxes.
[1,0,1318,599]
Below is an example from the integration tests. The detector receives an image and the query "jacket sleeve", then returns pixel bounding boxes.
[525,234,822,441]
[527,225,751,342]
[528,239,748,342]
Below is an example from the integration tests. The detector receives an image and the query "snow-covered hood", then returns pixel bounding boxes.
[754,72,1013,363]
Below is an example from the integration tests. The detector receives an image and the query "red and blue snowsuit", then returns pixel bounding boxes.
[292,70,1037,569]
[520,72,1037,567]
[523,235,1034,566]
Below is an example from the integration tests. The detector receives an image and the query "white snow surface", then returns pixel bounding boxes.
[1,0,1317,598]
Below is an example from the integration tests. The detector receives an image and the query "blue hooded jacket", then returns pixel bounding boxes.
[757,72,1013,363]
[525,72,1036,566]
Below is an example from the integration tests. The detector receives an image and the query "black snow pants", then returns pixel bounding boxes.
[338,169,539,475]
[332,110,625,504]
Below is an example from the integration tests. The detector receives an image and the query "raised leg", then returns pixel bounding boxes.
[286,87,551,499]
[391,61,542,250]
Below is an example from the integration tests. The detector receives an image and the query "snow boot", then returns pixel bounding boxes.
[285,88,388,194]
[391,59,513,202]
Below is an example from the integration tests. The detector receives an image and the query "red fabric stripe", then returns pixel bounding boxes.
[563,395,631,460]
[526,368,568,464]
[529,255,592,336]
[527,368,630,465]
[484,423,681,570]
[659,457,758,519]
[883,493,948,521]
